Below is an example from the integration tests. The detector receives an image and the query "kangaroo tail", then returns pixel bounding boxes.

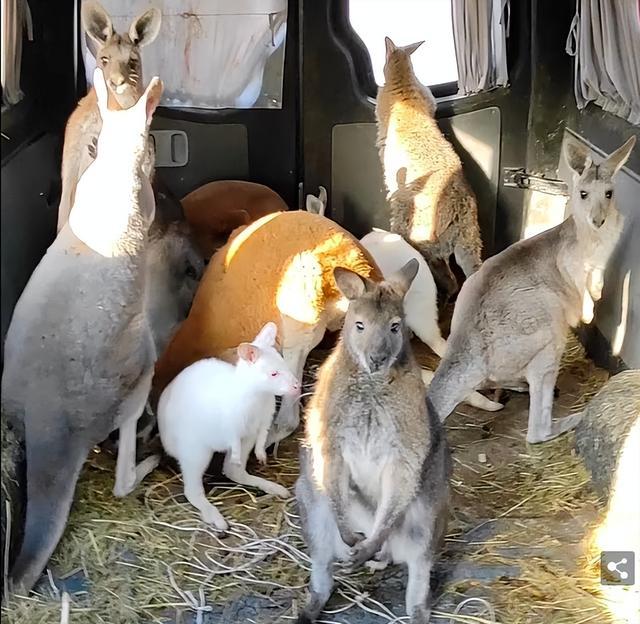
[427,356,485,423]
[421,367,502,413]
[9,417,88,595]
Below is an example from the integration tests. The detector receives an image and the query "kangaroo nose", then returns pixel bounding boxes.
[111,74,125,87]
[369,355,385,371]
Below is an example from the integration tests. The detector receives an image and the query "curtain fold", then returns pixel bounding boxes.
[1,0,33,107]
[566,0,640,125]
[451,0,510,95]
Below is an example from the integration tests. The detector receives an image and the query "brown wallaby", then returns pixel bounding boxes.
[296,259,451,624]
[376,37,483,298]
[428,135,636,444]
[3,68,163,594]
[56,0,161,233]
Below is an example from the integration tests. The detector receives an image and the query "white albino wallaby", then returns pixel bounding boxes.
[56,0,161,233]
[157,322,300,531]
[428,135,636,444]
[3,68,163,595]
[306,186,327,216]
[360,228,503,412]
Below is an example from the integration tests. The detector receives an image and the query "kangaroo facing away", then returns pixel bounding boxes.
[428,135,636,444]
[56,0,161,233]
[376,37,483,298]
[296,259,451,624]
[3,68,163,595]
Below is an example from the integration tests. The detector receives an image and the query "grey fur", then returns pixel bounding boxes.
[146,220,204,355]
[428,136,636,444]
[2,72,162,594]
[295,259,451,623]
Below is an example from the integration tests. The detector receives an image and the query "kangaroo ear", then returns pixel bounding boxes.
[138,76,163,124]
[93,67,109,117]
[402,40,424,56]
[129,7,162,47]
[306,194,324,215]
[564,139,591,176]
[254,321,278,347]
[389,258,419,297]
[82,1,114,47]
[318,185,327,206]
[237,343,260,364]
[334,267,368,300]
[384,36,397,61]
[601,135,636,178]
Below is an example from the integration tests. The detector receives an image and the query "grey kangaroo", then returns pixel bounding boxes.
[56,0,161,233]
[296,259,451,624]
[428,135,636,444]
[3,68,163,594]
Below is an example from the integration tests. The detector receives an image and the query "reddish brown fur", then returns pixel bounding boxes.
[181,181,289,257]
[153,211,381,396]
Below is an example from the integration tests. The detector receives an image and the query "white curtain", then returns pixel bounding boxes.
[81,0,287,109]
[566,0,640,125]
[1,0,33,107]
[451,0,509,95]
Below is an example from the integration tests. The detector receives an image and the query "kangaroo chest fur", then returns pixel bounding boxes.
[330,360,427,505]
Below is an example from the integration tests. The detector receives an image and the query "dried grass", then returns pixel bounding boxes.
[1,332,621,624]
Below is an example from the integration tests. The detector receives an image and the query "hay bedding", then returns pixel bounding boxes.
[2,334,620,624]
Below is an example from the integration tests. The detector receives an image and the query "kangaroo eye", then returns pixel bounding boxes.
[580,191,588,200]
[355,321,365,332]
[390,322,400,334]
[605,190,613,199]
[185,265,197,279]
[100,56,109,65]
[271,371,279,377]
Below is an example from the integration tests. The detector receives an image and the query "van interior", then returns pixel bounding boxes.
[1,1,638,623]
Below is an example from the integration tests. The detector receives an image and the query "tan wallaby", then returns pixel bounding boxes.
[376,36,483,297]
[56,0,161,233]
[296,259,451,624]
[428,135,636,444]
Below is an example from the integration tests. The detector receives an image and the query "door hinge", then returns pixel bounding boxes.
[503,168,568,196]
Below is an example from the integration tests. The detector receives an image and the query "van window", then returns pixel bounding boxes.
[349,0,459,90]
[81,0,287,110]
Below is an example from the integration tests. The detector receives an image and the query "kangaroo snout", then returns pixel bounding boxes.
[369,354,388,372]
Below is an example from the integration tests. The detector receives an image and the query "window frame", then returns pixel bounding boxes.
[332,0,460,102]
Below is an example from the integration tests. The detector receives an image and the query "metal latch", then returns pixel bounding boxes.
[149,130,189,168]
[503,168,568,196]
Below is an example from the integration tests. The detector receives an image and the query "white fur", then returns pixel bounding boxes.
[305,186,327,216]
[157,322,299,530]
[360,229,446,356]
[68,68,159,257]
[361,229,503,413]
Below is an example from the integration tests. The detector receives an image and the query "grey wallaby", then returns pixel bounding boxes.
[3,68,163,594]
[146,219,204,356]
[376,37,483,298]
[56,0,161,233]
[296,259,451,624]
[428,135,636,444]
